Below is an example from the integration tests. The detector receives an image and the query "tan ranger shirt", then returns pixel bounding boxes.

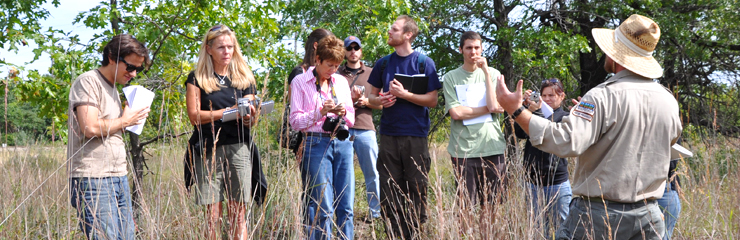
[529,70,682,203]
[67,70,128,178]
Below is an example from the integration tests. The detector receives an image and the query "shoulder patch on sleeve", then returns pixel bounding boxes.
[572,110,593,122]
[573,101,596,121]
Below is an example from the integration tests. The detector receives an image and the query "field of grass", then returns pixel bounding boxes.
[0,129,738,239]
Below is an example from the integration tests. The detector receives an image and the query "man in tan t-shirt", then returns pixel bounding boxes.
[336,35,383,222]
[496,14,681,239]
[67,34,150,240]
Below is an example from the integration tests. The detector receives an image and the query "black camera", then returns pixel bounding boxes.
[322,116,350,141]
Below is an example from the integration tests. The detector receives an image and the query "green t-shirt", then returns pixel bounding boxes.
[442,66,506,158]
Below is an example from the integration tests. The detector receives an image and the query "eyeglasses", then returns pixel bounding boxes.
[345,45,361,51]
[541,78,559,84]
[117,57,145,73]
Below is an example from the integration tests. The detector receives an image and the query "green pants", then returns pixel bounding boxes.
[556,197,665,240]
[192,143,252,205]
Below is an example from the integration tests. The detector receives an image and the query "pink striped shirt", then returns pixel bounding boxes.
[290,67,355,133]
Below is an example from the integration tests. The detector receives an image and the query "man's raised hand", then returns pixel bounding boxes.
[495,76,524,114]
[473,56,488,73]
[568,96,582,111]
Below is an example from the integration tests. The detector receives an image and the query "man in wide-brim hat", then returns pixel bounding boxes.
[496,14,682,239]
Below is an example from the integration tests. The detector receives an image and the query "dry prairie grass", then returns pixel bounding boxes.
[0,133,737,239]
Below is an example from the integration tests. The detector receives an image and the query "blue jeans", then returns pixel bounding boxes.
[529,180,572,238]
[301,134,355,240]
[657,185,681,240]
[70,176,136,240]
[349,128,381,218]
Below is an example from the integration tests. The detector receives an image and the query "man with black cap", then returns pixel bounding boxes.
[336,35,383,222]
[496,14,682,239]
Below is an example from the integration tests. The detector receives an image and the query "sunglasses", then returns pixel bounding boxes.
[118,57,145,73]
[541,78,559,84]
[345,45,361,51]
[209,25,233,32]
[210,25,223,32]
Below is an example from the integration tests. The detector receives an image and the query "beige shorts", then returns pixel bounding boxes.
[192,143,252,205]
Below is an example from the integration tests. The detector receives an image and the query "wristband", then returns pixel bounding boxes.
[510,106,527,120]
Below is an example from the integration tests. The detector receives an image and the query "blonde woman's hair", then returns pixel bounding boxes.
[195,25,255,94]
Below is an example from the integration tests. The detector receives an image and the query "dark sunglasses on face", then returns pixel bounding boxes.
[541,78,559,84]
[118,57,145,73]
[345,45,361,51]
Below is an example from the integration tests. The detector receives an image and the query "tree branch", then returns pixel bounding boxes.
[432,24,497,43]
[463,3,501,27]
[139,131,192,147]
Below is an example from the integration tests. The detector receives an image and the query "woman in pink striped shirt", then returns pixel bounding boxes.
[289,35,356,240]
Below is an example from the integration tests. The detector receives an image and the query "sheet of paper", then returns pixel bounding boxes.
[455,82,493,126]
[670,143,693,159]
[455,84,470,106]
[122,85,155,135]
[541,101,554,118]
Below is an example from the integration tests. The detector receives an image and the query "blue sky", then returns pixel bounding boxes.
[1,0,102,78]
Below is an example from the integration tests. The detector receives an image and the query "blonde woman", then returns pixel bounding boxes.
[185,24,257,240]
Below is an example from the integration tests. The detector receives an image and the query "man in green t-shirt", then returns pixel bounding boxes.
[442,31,507,208]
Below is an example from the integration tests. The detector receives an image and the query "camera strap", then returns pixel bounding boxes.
[350,73,360,87]
[313,68,338,102]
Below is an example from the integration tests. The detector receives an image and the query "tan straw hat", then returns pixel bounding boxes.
[592,14,663,79]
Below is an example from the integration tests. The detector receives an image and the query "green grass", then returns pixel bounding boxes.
[0,130,738,239]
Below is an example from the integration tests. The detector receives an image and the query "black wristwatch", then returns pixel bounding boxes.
[510,106,527,120]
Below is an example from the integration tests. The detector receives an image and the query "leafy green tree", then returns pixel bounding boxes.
[0,0,59,54]
[540,0,740,135]
[281,0,412,67]
[3,0,290,224]
[0,79,51,145]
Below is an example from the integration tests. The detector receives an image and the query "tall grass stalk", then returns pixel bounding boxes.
[0,121,738,239]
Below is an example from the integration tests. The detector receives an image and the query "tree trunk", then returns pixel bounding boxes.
[128,134,145,217]
[110,0,120,34]
[544,0,609,95]
[108,0,144,221]
[488,0,521,163]
[578,50,608,94]
[572,1,608,94]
